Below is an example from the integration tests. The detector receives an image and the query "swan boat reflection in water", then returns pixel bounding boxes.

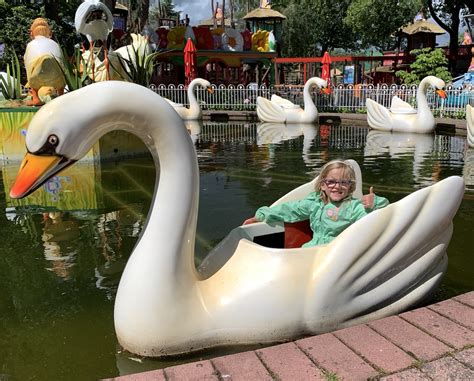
[257,122,318,170]
[366,76,447,133]
[365,130,435,187]
[10,82,464,357]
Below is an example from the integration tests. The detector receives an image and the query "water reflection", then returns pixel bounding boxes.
[184,120,202,144]
[364,130,435,187]
[463,147,474,189]
[42,211,80,279]
[256,122,318,171]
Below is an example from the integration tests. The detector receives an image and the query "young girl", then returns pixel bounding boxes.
[243,160,389,247]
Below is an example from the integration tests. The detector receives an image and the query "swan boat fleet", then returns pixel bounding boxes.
[8,81,466,357]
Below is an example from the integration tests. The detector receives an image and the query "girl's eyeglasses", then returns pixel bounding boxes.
[323,179,352,188]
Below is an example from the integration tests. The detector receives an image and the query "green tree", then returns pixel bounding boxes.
[280,0,358,57]
[395,47,452,84]
[427,0,473,66]
[0,1,82,68]
[344,0,422,50]
[149,0,179,24]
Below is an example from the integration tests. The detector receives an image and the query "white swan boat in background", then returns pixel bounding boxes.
[366,75,447,133]
[467,104,474,148]
[164,78,213,120]
[257,77,328,123]
[10,82,464,357]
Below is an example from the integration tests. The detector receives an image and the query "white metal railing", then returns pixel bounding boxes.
[149,83,474,118]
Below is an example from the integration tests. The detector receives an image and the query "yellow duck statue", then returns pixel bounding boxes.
[24,18,66,106]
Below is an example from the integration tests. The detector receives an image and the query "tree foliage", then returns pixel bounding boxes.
[0,1,81,69]
[344,0,422,50]
[280,0,357,57]
[427,0,473,60]
[149,0,179,25]
[395,47,452,84]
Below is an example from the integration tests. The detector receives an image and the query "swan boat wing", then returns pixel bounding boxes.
[257,96,286,123]
[199,175,464,350]
[390,95,416,114]
[366,98,393,131]
[163,97,184,108]
[271,94,300,109]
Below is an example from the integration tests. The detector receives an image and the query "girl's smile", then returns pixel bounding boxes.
[321,168,352,202]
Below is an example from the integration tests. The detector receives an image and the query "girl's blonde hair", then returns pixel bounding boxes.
[314,160,356,203]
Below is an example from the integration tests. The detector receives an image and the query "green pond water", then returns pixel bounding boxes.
[0,121,473,380]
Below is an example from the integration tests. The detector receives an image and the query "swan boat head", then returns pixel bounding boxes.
[167,78,213,120]
[9,82,465,357]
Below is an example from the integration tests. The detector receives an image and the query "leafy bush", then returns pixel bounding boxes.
[396,48,452,84]
[0,50,23,100]
[56,47,90,92]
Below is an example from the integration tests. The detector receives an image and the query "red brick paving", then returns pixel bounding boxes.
[104,291,474,380]
[368,315,451,361]
[420,356,474,380]
[297,332,377,380]
[211,351,272,381]
[428,298,474,330]
[164,361,218,381]
[401,307,474,348]
[256,342,326,380]
[333,324,415,373]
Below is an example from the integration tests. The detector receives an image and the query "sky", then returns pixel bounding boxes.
[150,0,211,25]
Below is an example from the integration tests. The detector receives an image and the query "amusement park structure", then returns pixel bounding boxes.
[106,2,473,88]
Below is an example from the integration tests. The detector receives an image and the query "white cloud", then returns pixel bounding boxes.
[171,0,212,26]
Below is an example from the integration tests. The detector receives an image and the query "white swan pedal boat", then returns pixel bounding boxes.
[164,78,213,120]
[257,77,328,123]
[10,82,464,357]
[366,75,447,133]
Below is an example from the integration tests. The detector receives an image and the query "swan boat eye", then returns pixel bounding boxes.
[32,134,60,155]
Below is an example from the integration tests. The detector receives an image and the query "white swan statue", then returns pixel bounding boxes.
[164,78,213,120]
[75,0,114,80]
[467,104,474,148]
[257,77,328,123]
[10,82,465,357]
[366,75,447,133]
[83,33,153,82]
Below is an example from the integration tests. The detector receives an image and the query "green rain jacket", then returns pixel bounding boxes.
[255,192,389,247]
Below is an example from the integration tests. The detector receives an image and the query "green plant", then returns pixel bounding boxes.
[396,48,452,85]
[0,50,23,100]
[56,46,90,92]
[113,45,166,87]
